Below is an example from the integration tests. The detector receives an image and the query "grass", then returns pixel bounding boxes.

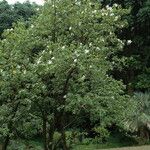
[1,131,149,150]
[74,145,150,150]
[73,132,138,150]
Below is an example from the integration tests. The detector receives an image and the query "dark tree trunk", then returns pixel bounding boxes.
[60,115,69,150]
[43,117,48,150]
[127,69,134,95]
[139,126,150,143]
[61,128,68,150]
[48,119,55,150]
[2,135,10,150]
[2,102,20,150]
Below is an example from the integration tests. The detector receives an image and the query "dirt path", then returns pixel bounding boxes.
[104,145,150,150]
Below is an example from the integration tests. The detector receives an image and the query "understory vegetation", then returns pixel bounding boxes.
[0,0,150,150]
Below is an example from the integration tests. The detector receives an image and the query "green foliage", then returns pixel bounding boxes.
[124,92,150,143]
[0,0,133,149]
[93,126,110,143]
[73,131,138,149]
[124,92,150,131]
[0,0,39,37]
[103,0,150,92]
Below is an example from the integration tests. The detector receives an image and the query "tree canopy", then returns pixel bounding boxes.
[0,0,39,37]
[0,1,132,149]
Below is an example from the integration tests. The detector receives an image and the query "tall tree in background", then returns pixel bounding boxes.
[0,0,39,37]
[0,0,15,35]
[101,0,150,93]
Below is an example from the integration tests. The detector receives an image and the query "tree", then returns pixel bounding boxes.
[0,22,40,150]
[0,0,39,37]
[0,0,16,36]
[101,0,150,93]
[13,1,39,21]
[124,92,150,143]
[0,0,131,149]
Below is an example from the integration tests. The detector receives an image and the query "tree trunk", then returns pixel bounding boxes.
[43,117,48,150]
[2,102,20,150]
[61,129,68,150]
[60,115,69,150]
[139,126,149,143]
[145,130,149,142]
[2,135,10,150]
[48,120,55,150]
[127,69,134,95]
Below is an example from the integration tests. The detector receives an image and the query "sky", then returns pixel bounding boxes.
[6,0,44,5]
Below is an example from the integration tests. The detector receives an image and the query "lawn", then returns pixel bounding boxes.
[104,145,150,150]
[74,145,150,150]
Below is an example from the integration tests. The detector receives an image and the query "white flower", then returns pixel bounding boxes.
[42,50,45,54]
[89,43,92,46]
[127,40,132,45]
[63,95,67,98]
[106,5,109,9]
[102,13,104,16]
[108,7,112,11]
[117,39,124,45]
[101,38,104,42]
[110,13,114,16]
[23,70,27,74]
[36,8,39,11]
[96,47,100,50]
[74,51,80,57]
[74,59,77,63]
[85,49,89,54]
[62,46,65,49]
[69,27,72,30]
[78,22,81,26]
[76,1,81,5]
[17,65,21,69]
[31,24,34,28]
[37,59,41,64]
[92,10,97,14]
[48,60,52,64]
[121,25,124,28]
[106,5,112,11]
[89,65,92,68]
[114,3,118,7]
[111,96,115,99]
[81,75,85,80]
[51,57,55,60]
[114,16,119,21]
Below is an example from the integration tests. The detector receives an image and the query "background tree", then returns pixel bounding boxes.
[124,92,150,143]
[0,0,15,36]
[101,0,150,93]
[0,0,39,37]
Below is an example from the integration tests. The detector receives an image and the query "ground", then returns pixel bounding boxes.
[103,145,150,150]
[74,144,150,150]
